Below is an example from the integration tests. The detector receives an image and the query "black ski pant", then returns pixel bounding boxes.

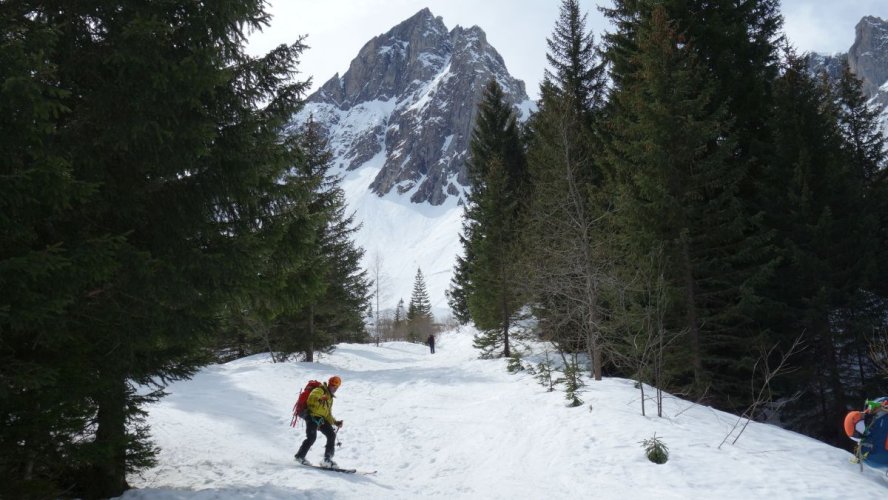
[296,416,336,460]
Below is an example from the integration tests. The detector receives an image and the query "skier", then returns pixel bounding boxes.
[295,375,344,468]
[844,397,888,468]
[427,334,435,354]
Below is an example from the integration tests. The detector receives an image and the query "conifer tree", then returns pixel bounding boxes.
[833,62,888,296]
[0,9,123,496]
[602,0,783,405]
[272,118,371,361]
[218,117,327,364]
[603,0,783,195]
[312,170,372,346]
[524,0,609,378]
[318,198,372,339]
[544,0,606,120]
[393,298,406,339]
[1,2,312,497]
[454,80,528,358]
[606,5,768,397]
[447,229,475,325]
[408,268,433,341]
[768,55,888,443]
[835,62,887,185]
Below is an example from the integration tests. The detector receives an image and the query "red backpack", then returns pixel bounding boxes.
[290,380,322,427]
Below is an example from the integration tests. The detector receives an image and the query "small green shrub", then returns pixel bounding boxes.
[535,350,556,391]
[642,433,669,464]
[507,352,525,373]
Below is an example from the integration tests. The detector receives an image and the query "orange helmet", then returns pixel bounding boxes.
[328,376,342,390]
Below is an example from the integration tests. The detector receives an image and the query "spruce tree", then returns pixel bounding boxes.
[835,62,887,185]
[0,8,123,496]
[408,268,433,342]
[447,228,475,325]
[769,55,887,443]
[271,118,371,361]
[602,0,783,406]
[544,0,606,120]
[606,4,769,398]
[833,62,888,295]
[311,155,372,346]
[1,2,312,497]
[524,0,609,378]
[218,117,327,364]
[603,0,783,197]
[455,80,528,358]
[393,298,406,339]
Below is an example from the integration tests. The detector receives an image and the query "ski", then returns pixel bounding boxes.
[310,465,357,474]
[299,463,376,475]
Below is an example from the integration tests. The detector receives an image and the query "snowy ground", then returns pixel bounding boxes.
[338,156,463,318]
[120,329,887,499]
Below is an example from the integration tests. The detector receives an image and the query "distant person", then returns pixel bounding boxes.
[427,334,435,354]
[295,375,343,468]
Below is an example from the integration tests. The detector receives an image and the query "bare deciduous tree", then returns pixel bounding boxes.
[525,97,615,381]
[606,246,682,417]
[719,334,805,448]
[369,250,391,346]
[869,328,888,376]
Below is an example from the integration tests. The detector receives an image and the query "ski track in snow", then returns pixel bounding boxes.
[121,330,888,499]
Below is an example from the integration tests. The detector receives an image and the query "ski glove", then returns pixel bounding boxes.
[335,420,343,428]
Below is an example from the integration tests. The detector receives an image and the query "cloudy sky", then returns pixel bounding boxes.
[246,0,888,99]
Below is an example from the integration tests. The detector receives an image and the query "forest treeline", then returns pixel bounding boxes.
[4,0,888,497]
[0,2,373,498]
[450,0,888,452]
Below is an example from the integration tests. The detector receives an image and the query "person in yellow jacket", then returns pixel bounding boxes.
[295,375,344,468]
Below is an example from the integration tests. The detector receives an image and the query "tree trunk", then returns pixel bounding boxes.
[375,274,381,346]
[305,305,315,362]
[822,309,847,444]
[639,378,646,416]
[680,235,703,390]
[592,338,603,381]
[656,321,665,417]
[850,309,867,394]
[86,376,129,499]
[502,296,511,358]
[588,275,602,380]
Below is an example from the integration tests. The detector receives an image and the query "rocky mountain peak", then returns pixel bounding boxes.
[848,16,888,98]
[295,9,531,205]
[313,9,449,108]
[809,15,888,132]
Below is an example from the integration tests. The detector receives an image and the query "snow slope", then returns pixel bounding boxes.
[291,95,465,319]
[337,152,463,319]
[120,330,886,499]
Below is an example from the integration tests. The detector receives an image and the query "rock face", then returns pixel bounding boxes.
[294,8,532,205]
[810,16,888,130]
[848,16,888,99]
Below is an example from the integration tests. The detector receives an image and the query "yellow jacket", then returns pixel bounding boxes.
[306,383,336,425]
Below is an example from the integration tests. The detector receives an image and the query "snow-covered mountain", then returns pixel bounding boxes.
[810,15,888,130]
[120,329,887,498]
[293,11,888,322]
[297,7,531,206]
[291,9,532,317]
